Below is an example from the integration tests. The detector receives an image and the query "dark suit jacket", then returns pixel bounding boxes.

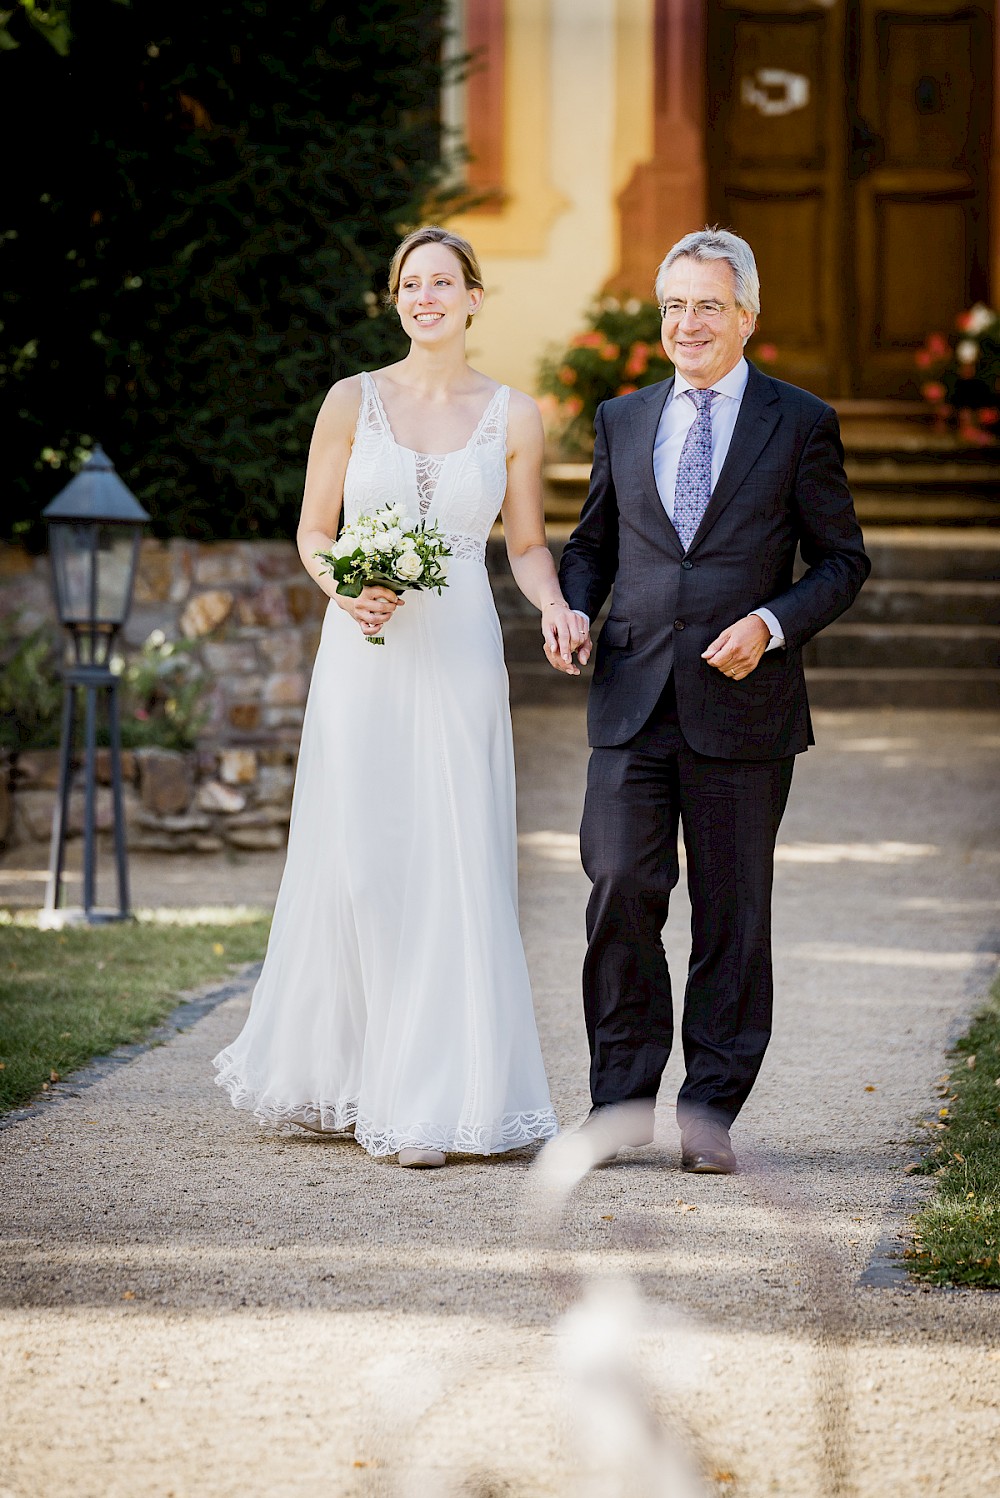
[558,362,871,760]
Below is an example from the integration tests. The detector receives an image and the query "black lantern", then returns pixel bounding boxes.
[41,446,149,926]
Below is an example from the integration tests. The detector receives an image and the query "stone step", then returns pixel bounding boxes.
[854,494,999,526]
[502,618,1000,672]
[506,662,1000,710]
[859,528,1000,582]
[803,668,1000,710]
[804,623,1000,671]
[844,579,1000,627]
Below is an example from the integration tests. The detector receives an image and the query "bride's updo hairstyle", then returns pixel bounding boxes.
[388,226,484,329]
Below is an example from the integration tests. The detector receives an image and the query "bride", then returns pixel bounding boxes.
[213,226,588,1168]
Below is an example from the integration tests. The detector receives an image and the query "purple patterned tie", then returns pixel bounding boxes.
[672,388,717,551]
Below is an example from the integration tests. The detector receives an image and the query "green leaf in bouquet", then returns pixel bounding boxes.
[336,579,364,598]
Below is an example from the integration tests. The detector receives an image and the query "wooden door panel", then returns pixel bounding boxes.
[725,14,827,167]
[877,195,973,342]
[880,15,978,168]
[724,189,827,343]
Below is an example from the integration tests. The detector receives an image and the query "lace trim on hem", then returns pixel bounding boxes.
[213,1056,558,1156]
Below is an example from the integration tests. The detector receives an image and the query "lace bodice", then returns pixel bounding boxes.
[343,371,510,562]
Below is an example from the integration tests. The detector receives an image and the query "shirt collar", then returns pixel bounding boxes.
[673,356,749,401]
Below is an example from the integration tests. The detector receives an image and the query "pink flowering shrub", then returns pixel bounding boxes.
[537,298,673,456]
[915,304,1000,444]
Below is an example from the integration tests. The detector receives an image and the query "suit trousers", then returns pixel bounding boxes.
[579,674,794,1126]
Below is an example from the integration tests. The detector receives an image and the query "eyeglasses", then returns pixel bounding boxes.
[658,300,731,321]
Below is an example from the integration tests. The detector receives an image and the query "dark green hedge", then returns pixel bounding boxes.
[1,1,460,547]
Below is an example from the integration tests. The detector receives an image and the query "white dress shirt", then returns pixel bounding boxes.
[573,359,785,647]
[653,358,783,647]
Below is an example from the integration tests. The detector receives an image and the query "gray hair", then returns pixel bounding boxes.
[654,227,761,320]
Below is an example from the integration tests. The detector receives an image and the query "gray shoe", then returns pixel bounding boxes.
[398,1147,446,1168]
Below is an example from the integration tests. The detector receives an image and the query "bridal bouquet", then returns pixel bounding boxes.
[314,504,451,644]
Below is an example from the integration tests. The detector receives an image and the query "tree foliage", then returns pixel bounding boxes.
[1,0,459,545]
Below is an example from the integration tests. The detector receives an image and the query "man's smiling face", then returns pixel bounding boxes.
[658,256,755,388]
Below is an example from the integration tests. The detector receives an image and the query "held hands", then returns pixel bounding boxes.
[542,603,592,676]
[338,584,404,637]
[702,614,771,681]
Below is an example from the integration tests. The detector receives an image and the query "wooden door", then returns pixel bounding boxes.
[707,0,993,398]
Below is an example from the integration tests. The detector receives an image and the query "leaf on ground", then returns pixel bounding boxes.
[121,1290,136,1301]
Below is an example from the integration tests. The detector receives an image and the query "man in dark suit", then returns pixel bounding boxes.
[549,228,870,1173]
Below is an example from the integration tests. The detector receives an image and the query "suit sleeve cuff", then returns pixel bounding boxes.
[751,607,785,651]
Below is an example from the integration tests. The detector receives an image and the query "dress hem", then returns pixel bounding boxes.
[213,1052,559,1158]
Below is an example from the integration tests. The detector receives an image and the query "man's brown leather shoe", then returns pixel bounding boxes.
[680,1119,736,1174]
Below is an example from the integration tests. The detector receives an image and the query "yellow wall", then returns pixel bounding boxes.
[447,0,655,396]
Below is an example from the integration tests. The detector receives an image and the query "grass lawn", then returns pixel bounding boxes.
[908,974,1000,1288]
[0,908,270,1114]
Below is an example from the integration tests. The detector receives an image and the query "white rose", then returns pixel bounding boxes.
[331,533,357,559]
[956,339,979,364]
[360,536,378,555]
[967,303,994,334]
[384,527,402,546]
[401,535,418,553]
[395,552,424,581]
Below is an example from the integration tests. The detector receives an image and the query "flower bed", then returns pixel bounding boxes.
[916,303,1000,444]
[537,298,675,457]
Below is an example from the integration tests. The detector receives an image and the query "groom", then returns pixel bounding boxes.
[551,228,869,1173]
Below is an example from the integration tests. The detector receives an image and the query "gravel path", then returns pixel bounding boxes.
[1,707,999,1498]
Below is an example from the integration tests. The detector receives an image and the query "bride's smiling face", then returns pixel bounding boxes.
[395,244,482,340]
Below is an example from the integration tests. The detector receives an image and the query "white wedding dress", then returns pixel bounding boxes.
[213,372,558,1156]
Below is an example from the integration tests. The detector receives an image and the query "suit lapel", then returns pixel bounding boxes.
[627,377,683,557]
[688,363,781,553]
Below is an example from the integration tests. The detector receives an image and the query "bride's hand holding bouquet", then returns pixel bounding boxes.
[315,504,452,644]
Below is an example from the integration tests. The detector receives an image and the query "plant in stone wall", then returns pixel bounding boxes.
[117,632,211,753]
[0,618,211,755]
[0,619,63,754]
[538,298,674,458]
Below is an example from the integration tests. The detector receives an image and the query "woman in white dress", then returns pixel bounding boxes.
[213,227,588,1168]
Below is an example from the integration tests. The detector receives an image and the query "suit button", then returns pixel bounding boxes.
[673,619,685,630]
[681,560,693,570]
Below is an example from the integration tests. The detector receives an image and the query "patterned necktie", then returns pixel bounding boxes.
[672,387,717,551]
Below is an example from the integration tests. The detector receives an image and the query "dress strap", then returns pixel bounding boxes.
[472,384,510,456]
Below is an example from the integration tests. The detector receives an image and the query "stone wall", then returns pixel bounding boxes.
[1,538,327,853]
[0,538,327,746]
[8,744,294,854]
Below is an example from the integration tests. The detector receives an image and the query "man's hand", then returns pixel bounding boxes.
[702,614,771,681]
[542,607,592,676]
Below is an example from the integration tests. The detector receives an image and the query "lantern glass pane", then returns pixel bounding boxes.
[50,524,136,626]
[50,523,96,623]
[96,528,135,624]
